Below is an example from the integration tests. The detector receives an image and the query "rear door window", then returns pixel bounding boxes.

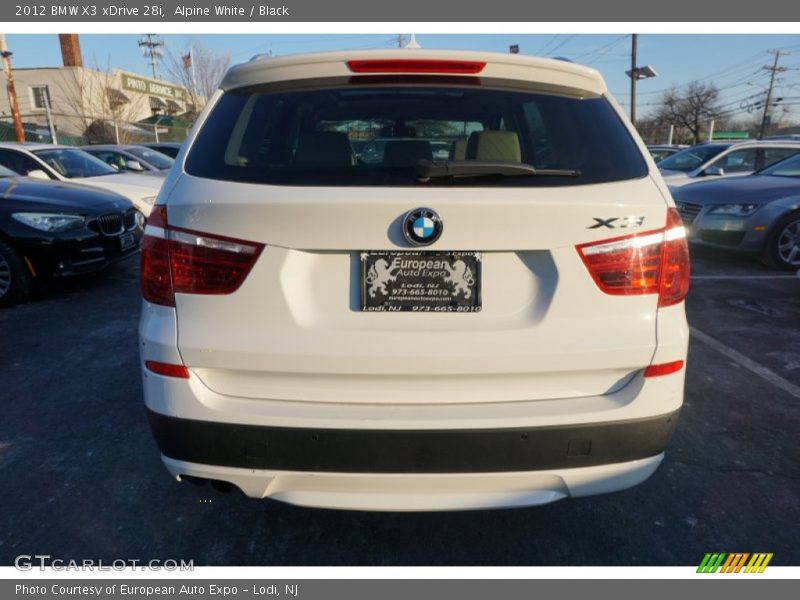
[762,147,800,170]
[713,149,758,173]
[186,80,648,187]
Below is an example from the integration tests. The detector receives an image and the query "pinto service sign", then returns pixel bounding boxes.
[361,251,481,312]
[120,72,187,100]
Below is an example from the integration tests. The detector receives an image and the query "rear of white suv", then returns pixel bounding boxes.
[139,50,690,511]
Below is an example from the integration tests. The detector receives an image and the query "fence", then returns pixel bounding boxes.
[0,116,190,146]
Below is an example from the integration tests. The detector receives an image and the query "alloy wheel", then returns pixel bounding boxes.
[777,218,800,267]
[0,253,11,297]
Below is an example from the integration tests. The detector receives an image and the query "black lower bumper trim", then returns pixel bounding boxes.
[146,408,680,474]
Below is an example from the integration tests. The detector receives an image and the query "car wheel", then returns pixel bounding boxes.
[0,238,34,308]
[763,211,800,270]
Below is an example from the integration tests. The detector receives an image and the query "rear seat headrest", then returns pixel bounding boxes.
[467,131,522,163]
[450,138,468,160]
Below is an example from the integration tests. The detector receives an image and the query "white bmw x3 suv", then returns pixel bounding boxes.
[140,50,690,511]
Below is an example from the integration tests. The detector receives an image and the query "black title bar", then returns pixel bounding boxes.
[3,0,800,22]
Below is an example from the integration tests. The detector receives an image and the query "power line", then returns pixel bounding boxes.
[546,35,576,57]
[585,35,629,65]
[535,35,561,55]
[572,34,629,61]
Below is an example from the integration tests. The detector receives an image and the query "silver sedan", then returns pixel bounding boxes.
[671,152,800,269]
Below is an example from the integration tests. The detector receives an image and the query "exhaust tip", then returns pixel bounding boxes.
[210,480,235,494]
[180,474,208,487]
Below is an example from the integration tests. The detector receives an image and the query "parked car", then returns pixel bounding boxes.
[80,144,175,177]
[764,134,800,141]
[672,152,800,269]
[140,49,690,511]
[139,142,182,159]
[658,140,800,187]
[0,143,162,217]
[0,164,143,307]
[647,144,687,163]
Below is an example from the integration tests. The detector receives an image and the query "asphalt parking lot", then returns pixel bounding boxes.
[0,248,798,566]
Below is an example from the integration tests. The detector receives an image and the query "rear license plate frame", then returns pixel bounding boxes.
[360,251,482,313]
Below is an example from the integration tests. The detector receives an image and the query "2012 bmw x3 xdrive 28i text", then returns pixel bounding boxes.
[139,50,690,511]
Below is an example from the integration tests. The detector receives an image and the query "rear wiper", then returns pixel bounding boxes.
[415,159,581,182]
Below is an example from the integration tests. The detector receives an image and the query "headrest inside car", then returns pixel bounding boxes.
[467,131,522,163]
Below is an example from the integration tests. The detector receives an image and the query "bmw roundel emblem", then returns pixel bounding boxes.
[403,207,443,246]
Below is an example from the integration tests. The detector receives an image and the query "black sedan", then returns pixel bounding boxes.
[0,165,143,306]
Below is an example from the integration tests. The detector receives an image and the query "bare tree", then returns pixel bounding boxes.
[163,43,230,116]
[55,62,148,144]
[654,81,722,144]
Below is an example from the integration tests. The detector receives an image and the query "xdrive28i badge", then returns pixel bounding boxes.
[403,207,443,246]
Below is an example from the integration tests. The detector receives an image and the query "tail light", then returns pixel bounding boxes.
[140,205,264,307]
[576,208,690,307]
[346,59,486,74]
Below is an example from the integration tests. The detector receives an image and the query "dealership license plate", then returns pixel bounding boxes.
[360,251,482,312]
[119,233,136,251]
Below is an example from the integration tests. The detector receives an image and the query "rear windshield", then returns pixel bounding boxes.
[185,80,648,187]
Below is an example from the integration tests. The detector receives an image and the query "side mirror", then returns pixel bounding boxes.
[703,166,725,177]
[125,160,145,171]
[27,169,51,180]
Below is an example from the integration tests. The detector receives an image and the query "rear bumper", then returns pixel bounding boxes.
[147,408,678,474]
[161,454,665,511]
[140,301,688,509]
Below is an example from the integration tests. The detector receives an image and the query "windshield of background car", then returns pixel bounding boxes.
[185,81,648,186]
[759,152,800,177]
[658,144,731,172]
[33,148,118,178]
[126,147,175,170]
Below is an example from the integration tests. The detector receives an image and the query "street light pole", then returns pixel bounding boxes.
[626,36,658,132]
[43,85,58,144]
[630,34,638,126]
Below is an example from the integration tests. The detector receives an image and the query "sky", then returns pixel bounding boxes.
[5,33,800,122]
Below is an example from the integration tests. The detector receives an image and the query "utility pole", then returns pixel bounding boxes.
[759,50,788,139]
[630,34,638,126]
[0,34,25,143]
[138,34,164,80]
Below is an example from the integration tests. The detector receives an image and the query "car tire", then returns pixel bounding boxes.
[762,210,800,270]
[0,238,34,308]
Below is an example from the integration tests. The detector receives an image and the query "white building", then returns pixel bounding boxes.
[0,35,194,143]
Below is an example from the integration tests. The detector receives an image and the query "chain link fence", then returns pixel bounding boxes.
[0,115,190,146]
